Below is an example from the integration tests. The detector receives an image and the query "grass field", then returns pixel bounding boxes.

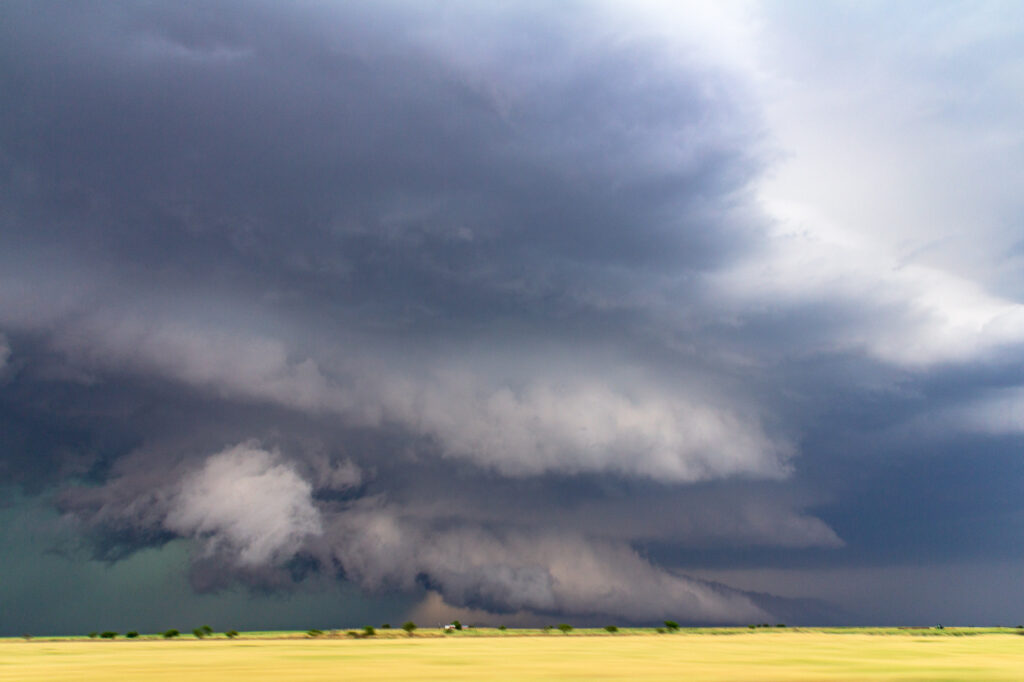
[4,628,1024,681]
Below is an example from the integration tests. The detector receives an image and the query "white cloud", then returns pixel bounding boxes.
[165,442,322,566]
[705,3,1024,368]
[372,368,792,481]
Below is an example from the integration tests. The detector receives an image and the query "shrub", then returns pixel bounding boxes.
[402,621,417,636]
[604,625,618,633]
[543,625,553,633]
[380,623,391,629]
[100,631,118,639]
[163,629,180,639]
[88,632,98,639]
[557,623,573,634]
[664,620,680,631]
[307,629,323,637]
[362,626,375,636]
[225,630,239,639]
[346,631,359,638]
[656,628,666,634]
[192,628,206,639]
[126,631,139,639]
[451,620,462,631]
[498,625,507,631]
[200,625,213,635]
[22,633,32,641]
[776,624,786,628]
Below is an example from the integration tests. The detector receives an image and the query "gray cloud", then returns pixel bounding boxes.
[3,1,1024,631]
[324,502,770,623]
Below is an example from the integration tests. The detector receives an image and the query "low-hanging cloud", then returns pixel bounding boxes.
[325,504,770,623]
[165,442,322,566]
[58,440,778,622]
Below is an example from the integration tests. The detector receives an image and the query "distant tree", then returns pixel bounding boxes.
[126,631,139,639]
[604,625,618,633]
[543,625,553,633]
[346,631,359,637]
[88,632,98,639]
[100,631,118,639]
[192,628,206,639]
[498,625,507,631]
[775,624,786,628]
[402,621,417,636]
[362,626,376,636]
[22,633,32,641]
[656,627,666,634]
[163,629,180,639]
[451,620,462,631]
[200,625,213,635]
[225,630,239,639]
[307,629,324,637]
[380,623,391,629]
[557,624,573,634]
[664,621,680,632]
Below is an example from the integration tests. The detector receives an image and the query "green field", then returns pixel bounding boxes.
[4,628,1024,681]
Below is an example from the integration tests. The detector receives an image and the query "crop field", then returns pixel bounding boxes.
[4,628,1024,681]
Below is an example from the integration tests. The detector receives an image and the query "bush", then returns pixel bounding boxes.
[664,620,680,631]
[346,631,359,638]
[656,628,666,634]
[775,624,786,628]
[604,625,618,633]
[126,631,139,639]
[498,625,507,631]
[100,631,118,639]
[200,625,213,635]
[380,623,391,629]
[362,626,376,636]
[192,628,206,639]
[307,629,323,637]
[88,632,98,639]
[557,623,573,634]
[225,630,239,639]
[543,625,553,633]
[163,629,180,639]
[451,620,462,631]
[402,621,417,636]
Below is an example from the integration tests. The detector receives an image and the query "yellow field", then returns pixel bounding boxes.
[4,630,1024,681]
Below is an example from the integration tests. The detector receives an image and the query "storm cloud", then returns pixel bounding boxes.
[3,1,1024,631]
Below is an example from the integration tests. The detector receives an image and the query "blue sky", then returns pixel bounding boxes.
[2,1,1024,633]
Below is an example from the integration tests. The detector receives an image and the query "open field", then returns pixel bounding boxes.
[4,629,1024,681]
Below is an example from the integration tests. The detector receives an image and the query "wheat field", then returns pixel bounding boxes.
[5,629,1024,681]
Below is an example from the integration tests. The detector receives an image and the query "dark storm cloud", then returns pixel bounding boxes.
[3,1,1024,629]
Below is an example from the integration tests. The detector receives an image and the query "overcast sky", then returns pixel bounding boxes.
[3,0,1024,634]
